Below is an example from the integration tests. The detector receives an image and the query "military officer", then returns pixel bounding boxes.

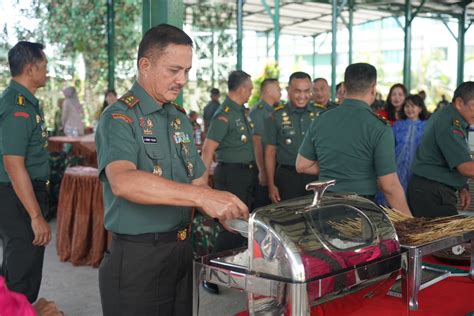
[407,82,474,218]
[0,41,51,303]
[296,63,411,216]
[312,77,338,110]
[201,70,257,294]
[264,72,320,203]
[249,78,281,208]
[96,24,248,316]
[203,88,220,132]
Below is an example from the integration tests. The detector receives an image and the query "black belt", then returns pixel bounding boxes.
[113,228,188,244]
[218,162,255,169]
[0,180,49,190]
[278,164,296,171]
[412,175,457,192]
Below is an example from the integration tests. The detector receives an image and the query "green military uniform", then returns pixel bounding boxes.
[206,96,256,253]
[0,80,49,302]
[96,81,205,316]
[407,104,471,217]
[96,81,205,234]
[203,100,220,131]
[249,100,275,208]
[298,98,396,197]
[265,102,320,200]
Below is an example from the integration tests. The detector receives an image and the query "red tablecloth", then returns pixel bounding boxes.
[48,134,97,167]
[56,166,108,267]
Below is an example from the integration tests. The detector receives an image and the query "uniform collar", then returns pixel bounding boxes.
[341,98,371,110]
[287,101,310,113]
[259,100,274,112]
[9,80,39,107]
[131,81,164,115]
[224,96,244,112]
[448,104,469,130]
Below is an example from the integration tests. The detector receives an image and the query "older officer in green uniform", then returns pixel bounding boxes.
[407,81,474,218]
[96,24,248,316]
[265,72,320,203]
[201,70,256,294]
[312,77,338,110]
[249,78,281,208]
[296,63,411,216]
[0,41,51,303]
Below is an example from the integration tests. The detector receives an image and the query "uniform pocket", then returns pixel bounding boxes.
[143,142,165,160]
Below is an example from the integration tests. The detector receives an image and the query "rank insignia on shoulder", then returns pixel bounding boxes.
[172,102,187,114]
[36,115,42,123]
[111,113,133,123]
[371,112,390,125]
[16,95,25,106]
[453,119,462,129]
[274,105,285,112]
[217,115,229,123]
[224,106,231,113]
[258,104,263,109]
[119,94,140,108]
[14,111,29,118]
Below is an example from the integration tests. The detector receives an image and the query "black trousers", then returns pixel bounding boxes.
[0,182,47,303]
[99,234,193,316]
[253,184,271,210]
[275,164,318,201]
[407,175,458,218]
[213,162,257,253]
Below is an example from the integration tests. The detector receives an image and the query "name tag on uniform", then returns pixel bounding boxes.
[173,132,191,144]
[142,136,157,144]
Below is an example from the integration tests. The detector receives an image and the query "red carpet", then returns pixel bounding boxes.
[235,256,474,316]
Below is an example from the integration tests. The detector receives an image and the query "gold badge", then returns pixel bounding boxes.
[153,165,162,176]
[177,229,187,241]
[224,106,231,113]
[283,116,289,121]
[16,95,25,106]
[146,118,154,129]
[285,138,292,145]
[171,117,181,130]
[144,129,153,135]
[241,134,248,143]
[310,112,315,117]
[453,119,462,129]
[281,111,288,117]
[186,162,194,177]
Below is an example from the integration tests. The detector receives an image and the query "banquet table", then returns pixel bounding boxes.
[56,166,108,267]
[48,134,97,167]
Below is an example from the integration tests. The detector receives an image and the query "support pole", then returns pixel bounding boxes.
[457,2,467,86]
[403,0,412,91]
[107,0,115,90]
[331,0,337,101]
[348,0,354,65]
[237,0,244,70]
[142,0,183,33]
[274,0,280,63]
[312,35,317,79]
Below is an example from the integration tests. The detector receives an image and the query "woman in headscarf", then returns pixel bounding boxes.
[61,86,84,136]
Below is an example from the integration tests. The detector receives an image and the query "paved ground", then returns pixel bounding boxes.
[1,219,247,315]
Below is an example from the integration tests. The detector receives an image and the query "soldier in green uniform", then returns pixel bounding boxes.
[96,24,248,316]
[296,63,411,216]
[249,78,281,208]
[312,77,338,110]
[203,88,220,132]
[0,41,51,303]
[264,72,319,203]
[407,82,474,218]
[201,70,256,294]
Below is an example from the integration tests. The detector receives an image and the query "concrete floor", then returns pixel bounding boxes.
[1,219,247,315]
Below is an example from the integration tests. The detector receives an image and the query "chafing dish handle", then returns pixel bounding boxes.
[305,180,336,208]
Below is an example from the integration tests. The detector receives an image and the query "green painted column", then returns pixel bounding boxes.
[142,0,183,33]
[331,0,337,101]
[236,0,244,70]
[142,0,184,104]
[107,0,115,91]
[403,0,412,91]
[457,3,467,86]
[348,0,354,65]
[274,0,280,63]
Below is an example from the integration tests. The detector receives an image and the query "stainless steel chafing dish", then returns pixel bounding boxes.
[193,180,402,315]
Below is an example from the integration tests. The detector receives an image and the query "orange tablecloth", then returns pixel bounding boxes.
[48,134,97,167]
[56,166,107,267]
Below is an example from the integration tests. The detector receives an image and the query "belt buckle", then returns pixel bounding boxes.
[177,229,187,241]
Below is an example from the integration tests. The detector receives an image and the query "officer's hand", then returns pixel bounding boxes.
[34,298,64,316]
[268,184,281,203]
[31,216,52,246]
[200,189,249,221]
[459,188,471,211]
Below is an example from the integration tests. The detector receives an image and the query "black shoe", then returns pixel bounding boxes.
[202,281,220,294]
